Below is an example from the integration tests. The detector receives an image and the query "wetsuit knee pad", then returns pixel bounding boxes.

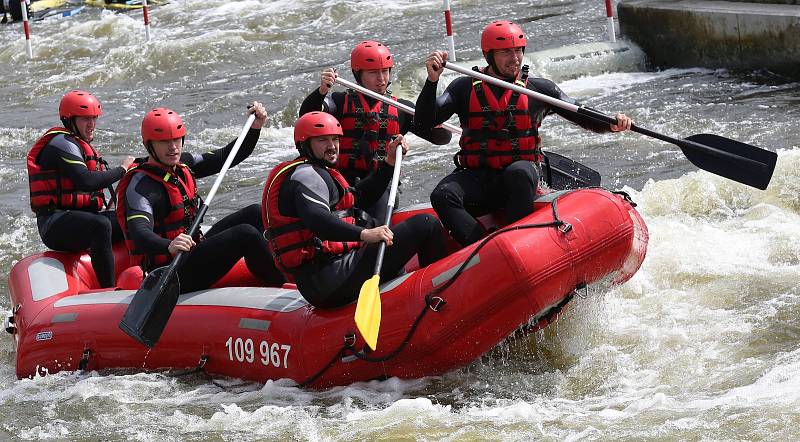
[407,213,441,235]
[95,214,114,236]
[430,183,459,209]
[504,161,539,185]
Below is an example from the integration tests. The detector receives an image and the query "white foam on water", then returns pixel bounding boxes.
[558,68,717,100]
[1,0,799,439]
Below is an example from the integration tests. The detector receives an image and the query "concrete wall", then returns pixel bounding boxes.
[727,0,798,5]
[618,0,800,77]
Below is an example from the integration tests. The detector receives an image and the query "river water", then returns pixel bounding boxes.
[1,0,799,440]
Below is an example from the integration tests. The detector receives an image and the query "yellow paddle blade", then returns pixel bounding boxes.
[354,274,382,351]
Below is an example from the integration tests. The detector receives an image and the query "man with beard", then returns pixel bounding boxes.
[416,20,634,246]
[261,112,447,308]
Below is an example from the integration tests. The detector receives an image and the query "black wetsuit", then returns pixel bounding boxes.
[122,129,283,293]
[277,160,447,308]
[35,133,126,288]
[299,89,452,220]
[415,74,615,246]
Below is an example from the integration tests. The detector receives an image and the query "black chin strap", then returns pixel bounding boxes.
[61,118,81,140]
[485,50,526,83]
[298,141,332,168]
[351,69,392,90]
[145,141,174,169]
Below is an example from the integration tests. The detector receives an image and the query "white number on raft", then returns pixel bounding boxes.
[225,337,291,368]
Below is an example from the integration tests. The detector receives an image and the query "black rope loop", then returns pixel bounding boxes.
[296,194,571,387]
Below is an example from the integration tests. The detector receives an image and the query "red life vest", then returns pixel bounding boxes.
[456,65,543,169]
[116,162,200,269]
[338,89,401,175]
[27,127,109,214]
[261,158,360,278]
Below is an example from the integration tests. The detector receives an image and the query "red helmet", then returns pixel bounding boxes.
[350,40,394,71]
[294,112,343,143]
[141,108,186,143]
[481,20,527,53]
[59,90,102,119]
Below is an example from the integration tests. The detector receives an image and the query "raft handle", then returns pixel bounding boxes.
[427,296,447,312]
[344,332,357,348]
[558,222,573,234]
[78,349,92,371]
[3,311,14,335]
[574,282,589,299]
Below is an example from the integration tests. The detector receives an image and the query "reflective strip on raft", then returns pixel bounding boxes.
[379,272,414,293]
[431,255,481,287]
[50,313,78,323]
[53,287,309,313]
[239,318,271,331]
[534,189,571,203]
[30,257,69,301]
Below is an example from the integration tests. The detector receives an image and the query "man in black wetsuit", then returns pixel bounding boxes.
[299,40,452,220]
[262,112,447,309]
[416,20,635,247]
[27,90,134,288]
[117,103,283,293]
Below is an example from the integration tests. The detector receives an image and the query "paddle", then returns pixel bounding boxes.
[443,62,777,190]
[119,112,257,348]
[542,150,601,188]
[354,140,404,351]
[334,76,600,189]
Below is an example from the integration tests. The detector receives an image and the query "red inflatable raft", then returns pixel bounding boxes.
[5,188,647,388]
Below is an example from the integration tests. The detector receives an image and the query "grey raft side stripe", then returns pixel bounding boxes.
[431,254,481,287]
[53,287,309,313]
[50,312,78,323]
[379,272,414,293]
[534,189,572,203]
[239,318,271,331]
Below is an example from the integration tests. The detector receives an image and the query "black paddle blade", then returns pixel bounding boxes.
[118,266,180,348]
[543,150,601,190]
[682,134,777,190]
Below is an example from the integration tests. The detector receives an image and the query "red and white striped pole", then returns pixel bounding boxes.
[604,0,616,42]
[443,0,456,62]
[142,0,151,41]
[20,0,33,58]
